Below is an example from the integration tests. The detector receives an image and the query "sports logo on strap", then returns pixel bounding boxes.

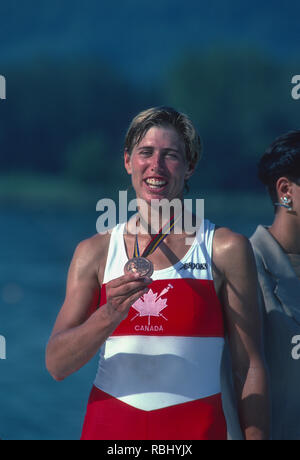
[179,262,208,271]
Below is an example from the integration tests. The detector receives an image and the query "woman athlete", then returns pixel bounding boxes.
[46,106,269,440]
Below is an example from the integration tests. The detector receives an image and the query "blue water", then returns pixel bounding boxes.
[0,204,272,440]
[0,206,100,440]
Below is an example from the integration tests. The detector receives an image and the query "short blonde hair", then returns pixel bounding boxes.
[124,106,202,169]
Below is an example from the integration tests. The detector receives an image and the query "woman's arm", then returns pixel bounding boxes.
[215,229,270,440]
[46,236,151,381]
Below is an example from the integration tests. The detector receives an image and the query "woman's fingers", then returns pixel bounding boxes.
[105,272,152,318]
[107,274,152,298]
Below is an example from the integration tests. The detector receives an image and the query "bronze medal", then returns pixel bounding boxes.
[124,256,154,277]
[124,214,181,278]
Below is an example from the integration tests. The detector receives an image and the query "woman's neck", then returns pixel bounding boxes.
[268,211,300,254]
[126,204,199,239]
[136,199,184,236]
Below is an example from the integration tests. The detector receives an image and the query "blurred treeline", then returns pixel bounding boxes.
[1,47,299,194]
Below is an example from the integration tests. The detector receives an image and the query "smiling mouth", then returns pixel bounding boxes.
[145,178,168,189]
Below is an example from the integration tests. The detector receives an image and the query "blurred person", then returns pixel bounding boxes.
[46,106,269,440]
[250,130,300,440]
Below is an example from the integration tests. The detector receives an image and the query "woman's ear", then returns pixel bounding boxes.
[276,176,292,199]
[124,150,132,175]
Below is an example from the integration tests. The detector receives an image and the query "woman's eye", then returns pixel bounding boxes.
[165,152,178,159]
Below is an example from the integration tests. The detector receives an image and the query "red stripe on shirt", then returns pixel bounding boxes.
[95,278,224,338]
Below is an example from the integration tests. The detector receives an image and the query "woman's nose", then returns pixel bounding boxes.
[150,152,165,171]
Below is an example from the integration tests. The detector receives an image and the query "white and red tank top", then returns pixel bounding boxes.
[93,219,225,413]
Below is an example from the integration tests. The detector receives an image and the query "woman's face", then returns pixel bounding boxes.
[124,125,194,204]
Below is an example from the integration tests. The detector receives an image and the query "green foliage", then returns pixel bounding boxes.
[63,133,129,188]
[1,47,300,197]
[0,57,148,174]
[65,135,109,184]
[163,47,300,190]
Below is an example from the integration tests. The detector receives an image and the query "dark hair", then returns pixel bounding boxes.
[124,106,202,170]
[258,130,300,210]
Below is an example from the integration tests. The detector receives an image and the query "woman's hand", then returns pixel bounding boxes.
[105,272,152,322]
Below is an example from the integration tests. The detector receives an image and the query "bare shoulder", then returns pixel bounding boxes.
[71,231,111,284]
[213,226,254,276]
[213,226,251,252]
[75,231,111,261]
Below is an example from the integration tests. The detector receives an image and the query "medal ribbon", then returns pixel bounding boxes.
[134,214,181,258]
